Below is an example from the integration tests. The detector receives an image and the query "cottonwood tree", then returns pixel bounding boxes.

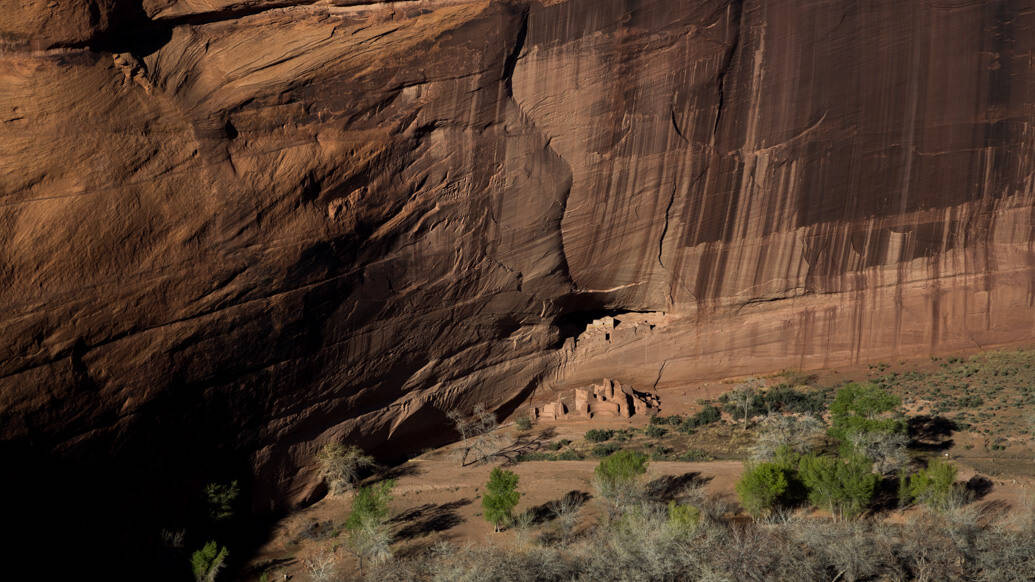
[448,404,505,466]
[750,414,825,462]
[549,492,582,542]
[482,467,521,532]
[301,550,338,582]
[510,510,536,546]
[828,382,905,444]
[316,442,375,495]
[798,454,878,520]
[849,430,909,475]
[593,450,648,520]
[736,462,793,518]
[900,459,962,511]
[730,378,765,425]
[345,480,395,571]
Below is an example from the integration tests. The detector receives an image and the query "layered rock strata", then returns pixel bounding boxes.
[3,0,1035,572]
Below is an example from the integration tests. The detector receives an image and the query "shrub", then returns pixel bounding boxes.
[191,541,228,582]
[595,450,649,485]
[644,424,667,439]
[515,416,533,431]
[316,443,375,495]
[549,439,572,451]
[594,451,648,518]
[651,415,683,425]
[515,451,555,462]
[585,429,616,442]
[667,500,701,536]
[676,449,714,462]
[555,449,585,461]
[760,385,828,415]
[901,459,960,511]
[482,467,521,532]
[651,446,675,461]
[592,443,621,457]
[798,454,878,519]
[956,395,984,408]
[361,500,1035,582]
[680,405,722,432]
[781,369,819,386]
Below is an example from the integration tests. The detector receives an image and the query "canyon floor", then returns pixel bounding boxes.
[246,347,1035,581]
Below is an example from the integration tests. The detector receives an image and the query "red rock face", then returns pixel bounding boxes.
[3,0,1035,564]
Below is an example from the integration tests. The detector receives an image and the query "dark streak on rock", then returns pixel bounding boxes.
[711,0,743,144]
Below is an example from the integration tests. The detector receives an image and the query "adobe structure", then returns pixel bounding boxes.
[534,378,659,421]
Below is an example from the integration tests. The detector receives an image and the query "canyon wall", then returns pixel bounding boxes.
[3,0,1035,571]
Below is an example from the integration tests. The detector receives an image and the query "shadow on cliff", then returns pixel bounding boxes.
[2,397,280,582]
[2,439,268,581]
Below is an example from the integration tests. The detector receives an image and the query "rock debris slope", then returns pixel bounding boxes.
[3,0,1035,545]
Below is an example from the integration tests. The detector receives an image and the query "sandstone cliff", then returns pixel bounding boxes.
[3,0,1035,572]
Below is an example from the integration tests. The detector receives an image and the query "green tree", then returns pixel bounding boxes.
[482,467,521,532]
[345,480,395,570]
[901,459,960,511]
[828,383,905,444]
[667,500,701,537]
[798,454,878,519]
[191,541,228,582]
[593,450,649,519]
[736,462,792,518]
[829,382,900,418]
[203,481,239,522]
[595,450,649,485]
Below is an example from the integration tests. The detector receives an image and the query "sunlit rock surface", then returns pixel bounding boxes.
[3,0,1035,571]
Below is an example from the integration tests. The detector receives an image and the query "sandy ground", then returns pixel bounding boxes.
[249,430,1032,581]
[249,349,1035,580]
[249,440,746,580]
